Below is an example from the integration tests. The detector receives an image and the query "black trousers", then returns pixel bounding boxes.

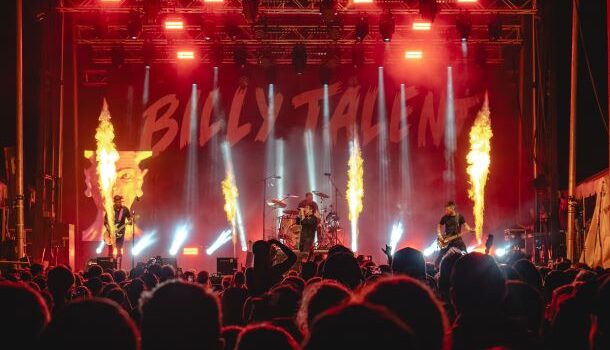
[435,238,467,267]
[299,218,317,253]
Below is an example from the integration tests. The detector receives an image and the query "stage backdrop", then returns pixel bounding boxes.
[76,63,523,270]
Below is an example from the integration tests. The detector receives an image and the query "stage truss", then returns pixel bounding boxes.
[57,0,536,85]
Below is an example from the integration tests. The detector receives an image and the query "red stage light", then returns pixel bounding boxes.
[177,51,195,60]
[165,20,184,30]
[404,51,423,59]
[204,0,223,2]
[100,0,122,3]
[412,21,432,31]
[457,0,478,3]
[353,0,373,3]
[183,247,199,255]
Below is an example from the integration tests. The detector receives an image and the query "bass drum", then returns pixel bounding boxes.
[279,215,301,250]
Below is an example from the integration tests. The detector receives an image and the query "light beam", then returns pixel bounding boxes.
[206,229,233,255]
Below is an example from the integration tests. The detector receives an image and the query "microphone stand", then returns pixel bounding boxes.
[130,197,140,270]
[260,175,279,241]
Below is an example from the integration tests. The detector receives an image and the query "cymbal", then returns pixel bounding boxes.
[312,191,330,199]
[283,209,299,215]
[267,199,287,208]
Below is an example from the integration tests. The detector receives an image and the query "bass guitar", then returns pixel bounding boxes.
[437,229,475,249]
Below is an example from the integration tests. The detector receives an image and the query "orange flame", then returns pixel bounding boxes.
[95,100,119,245]
[347,138,364,252]
[466,94,493,243]
[222,172,239,243]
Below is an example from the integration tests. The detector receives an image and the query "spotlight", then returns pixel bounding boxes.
[95,241,105,255]
[355,16,369,42]
[379,12,395,42]
[373,43,385,67]
[127,10,142,39]
[226,22,241,41]
[419,0,439,22]
[320,0,338,23]
[242,0,259,24]
[210,42,224,66]
[404,50,423,59]
[233,46,248,67]
[177,50,195,60]
[320,64,332,85]
[352,44,365,68]
[327,19,342,41]
[353,0,372,2]
[93,13,109,38]
[456,13,472,41]
[165,19,184,30]
[457,0,478,3]
[204,0,223,2]
[488,16,502,41]
[169,225,189,256]
[142,40,155,66]
[111,45,125,67]
[495,247,506,257]
[143,0,161,25]
[201,18,216,41]
[291,43,307,75]
[412,20,431,31]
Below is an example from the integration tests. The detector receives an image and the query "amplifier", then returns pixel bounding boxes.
[217,257,237,275]
[96,257,117,270]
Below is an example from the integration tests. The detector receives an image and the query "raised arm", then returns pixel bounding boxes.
[269,239,297,275]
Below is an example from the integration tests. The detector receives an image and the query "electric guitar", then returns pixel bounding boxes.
[104,222,129,245]
[437,229,475,249]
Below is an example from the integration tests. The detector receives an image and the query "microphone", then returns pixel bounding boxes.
[324,173,331,176]
[273,175,282,179]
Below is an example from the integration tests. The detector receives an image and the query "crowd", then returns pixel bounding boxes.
[2,237,610,350]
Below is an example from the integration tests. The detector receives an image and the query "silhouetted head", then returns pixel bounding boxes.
[362,276,449,350]
[221,326,243,350]
[302,302,415,350]
[504,280,544,336]
[140,280,222,350]
[236,324,298,350]
[392,247,426,279]
[513,259,543,291]
[159,265,176,282]
[0,282,50,348]
[266,285,301,319]
[282,276,306,293]
[322,252,362,290]
[113,269,128,284]
[41,298,138,350]
[197,270,210,286]
[297,280,351,332]
[451,252,506,315]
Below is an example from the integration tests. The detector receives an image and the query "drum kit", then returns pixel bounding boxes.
[266,191,342,250]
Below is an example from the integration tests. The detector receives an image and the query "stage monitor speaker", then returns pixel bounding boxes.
[96,257,117,270]
[159,257,178,269]
[217,257,237,275]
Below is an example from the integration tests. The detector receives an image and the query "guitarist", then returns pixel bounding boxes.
[436,201,473,266]
[104,195,132,263]
[297,192,320,254]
